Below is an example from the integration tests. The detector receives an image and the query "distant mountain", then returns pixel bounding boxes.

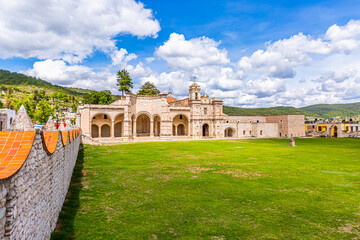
[223,106,316,117]
[224,102,360,119]
[300,103,360,119]
[0,69,91,97]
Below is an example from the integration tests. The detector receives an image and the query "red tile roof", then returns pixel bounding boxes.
[167,96,177,103]
[43,131,59,154]
[62,132,68,146]
[69,130,73,143]
[0,131,36,180]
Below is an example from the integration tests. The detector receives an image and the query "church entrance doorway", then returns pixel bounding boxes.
[202,124,209,137]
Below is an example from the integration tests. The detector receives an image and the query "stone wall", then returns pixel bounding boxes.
[0,129,81,239]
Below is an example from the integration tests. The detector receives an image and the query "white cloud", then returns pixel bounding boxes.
[247,78,286,98]
[111,48,137,66]
[237,33,331,79]
[325,20,360,53]
[237,20,360,79]
[145,57,155,63]
[155,33,230,70]
[21,19,360,108]
[0,0,160,62]
[25,59,117,91]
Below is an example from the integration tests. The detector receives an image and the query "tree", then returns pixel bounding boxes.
[71,104,78,113]
[83,90,113,105]
[0,100,3,108]
[34,100,53,124]
[116,69,133,96]
[137,81,161,95]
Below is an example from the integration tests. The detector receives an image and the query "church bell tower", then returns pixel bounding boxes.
[189,82,201,101]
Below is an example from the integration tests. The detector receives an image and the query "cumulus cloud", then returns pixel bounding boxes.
[21,19,360,108]
[325,20,360,53]
[25,59,117,90]
[0,0,160,62]
[237,20,360,79]
[155,33,230,70]
[246,78,286,98]
[237,33,331,79]
[111,48,137,66]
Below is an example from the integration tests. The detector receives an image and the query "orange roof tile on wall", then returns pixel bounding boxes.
[61,132,68,146]
[69,130,73,143]
[0,131,36,180]
[43,131,59,154]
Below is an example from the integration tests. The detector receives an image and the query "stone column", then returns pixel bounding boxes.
[150,120,154,137]
[133,121,137,137]
[175,124,177,136]
[154,121,158,136]
[123,120,130,137]
[111,120,115,138]
[98,125,101,138]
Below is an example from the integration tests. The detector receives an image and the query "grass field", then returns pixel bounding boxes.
[52,138,360,239]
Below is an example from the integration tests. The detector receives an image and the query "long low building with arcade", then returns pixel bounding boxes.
[76,82,305,142]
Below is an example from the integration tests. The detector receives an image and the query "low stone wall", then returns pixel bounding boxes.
[0,129,81,239]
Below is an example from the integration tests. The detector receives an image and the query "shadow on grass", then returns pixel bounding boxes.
[51,145,84,240]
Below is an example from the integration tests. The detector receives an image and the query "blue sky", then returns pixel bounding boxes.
[1,0,360,107]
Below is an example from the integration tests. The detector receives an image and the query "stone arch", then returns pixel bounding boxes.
[90,113,112,121]
[202,123,209,137]
[172,114,189,136]
[135,111,152,120]
[114,122,122,137]
[331,125,338,138]
[177,124,185,136]
[91,124,99,138]
[114,114,124,138]
[101,124,110,137]
[153,115,161,136]
[224,127,235,137]
[91,113,112,138]
[136,114,150,136]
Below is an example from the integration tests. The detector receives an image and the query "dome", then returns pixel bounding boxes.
[190,82,200,88]
[167,96,177,103]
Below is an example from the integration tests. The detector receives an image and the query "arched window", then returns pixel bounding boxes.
[101,124,110,137]
[91,124,99,138]
[177,124,185,136]
[195,92,198,100]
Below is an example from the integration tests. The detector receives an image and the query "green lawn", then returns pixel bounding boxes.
[52,138,360,240]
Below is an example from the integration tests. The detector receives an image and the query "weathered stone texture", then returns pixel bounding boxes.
[0,130,80,239]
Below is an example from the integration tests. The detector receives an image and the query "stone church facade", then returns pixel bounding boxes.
[76,83,305,142]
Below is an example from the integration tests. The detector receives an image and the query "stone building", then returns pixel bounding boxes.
[0,108,15,131]
[77,83,305,142]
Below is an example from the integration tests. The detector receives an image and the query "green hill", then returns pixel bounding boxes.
[300,103,360,119]
[223,106,315,117]
[224,102,360,119]
[0,69,91,97]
